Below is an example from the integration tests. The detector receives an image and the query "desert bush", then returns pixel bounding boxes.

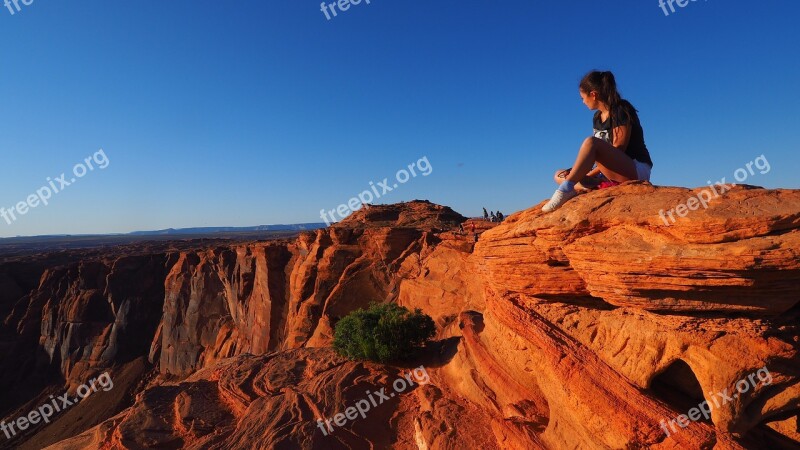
[333,303,436,363]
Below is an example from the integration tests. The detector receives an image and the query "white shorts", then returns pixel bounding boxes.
[634,160,652,181]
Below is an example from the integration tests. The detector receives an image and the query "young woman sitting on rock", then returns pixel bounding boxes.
[543,71,654,212]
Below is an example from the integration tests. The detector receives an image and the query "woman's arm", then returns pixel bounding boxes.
[612,124,632,151]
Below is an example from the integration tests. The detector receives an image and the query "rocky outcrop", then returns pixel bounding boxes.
[2,190,800,450]
[459,184,800,449]
[478,184,800,315]
[284,201,466,348]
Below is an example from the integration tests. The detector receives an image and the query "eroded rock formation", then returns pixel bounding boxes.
[1,191,799,449]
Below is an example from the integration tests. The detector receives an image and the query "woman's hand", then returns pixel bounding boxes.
[586,167,602,178]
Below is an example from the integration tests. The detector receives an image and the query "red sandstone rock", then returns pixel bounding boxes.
[1,192,798,449]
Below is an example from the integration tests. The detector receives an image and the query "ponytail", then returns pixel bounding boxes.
[579,70,633,144]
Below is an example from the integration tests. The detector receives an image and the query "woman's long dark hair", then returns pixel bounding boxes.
[579,71,635,144]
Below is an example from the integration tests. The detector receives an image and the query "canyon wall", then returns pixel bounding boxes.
[2,191,799,449]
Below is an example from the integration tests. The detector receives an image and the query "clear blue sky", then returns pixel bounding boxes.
[1,0,798,237]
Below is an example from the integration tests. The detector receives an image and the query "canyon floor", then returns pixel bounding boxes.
[1,182,799,449]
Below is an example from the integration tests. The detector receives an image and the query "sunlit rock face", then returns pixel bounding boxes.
[3,191,800,449]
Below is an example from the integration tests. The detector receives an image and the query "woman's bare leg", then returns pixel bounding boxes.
[543,137,638,212]
[565,137,637,183]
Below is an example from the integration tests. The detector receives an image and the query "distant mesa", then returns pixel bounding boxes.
[127,223,326,236]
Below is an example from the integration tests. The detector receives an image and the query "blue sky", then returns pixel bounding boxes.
[0,0,798,237]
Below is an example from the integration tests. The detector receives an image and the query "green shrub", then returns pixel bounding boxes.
[333,303,436,363]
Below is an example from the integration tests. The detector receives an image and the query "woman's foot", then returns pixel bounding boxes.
[542,189,577,212]
[543,180,578,212]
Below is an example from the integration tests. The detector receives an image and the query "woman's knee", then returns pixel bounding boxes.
[554,169,569,184]
[583,136,603,148]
